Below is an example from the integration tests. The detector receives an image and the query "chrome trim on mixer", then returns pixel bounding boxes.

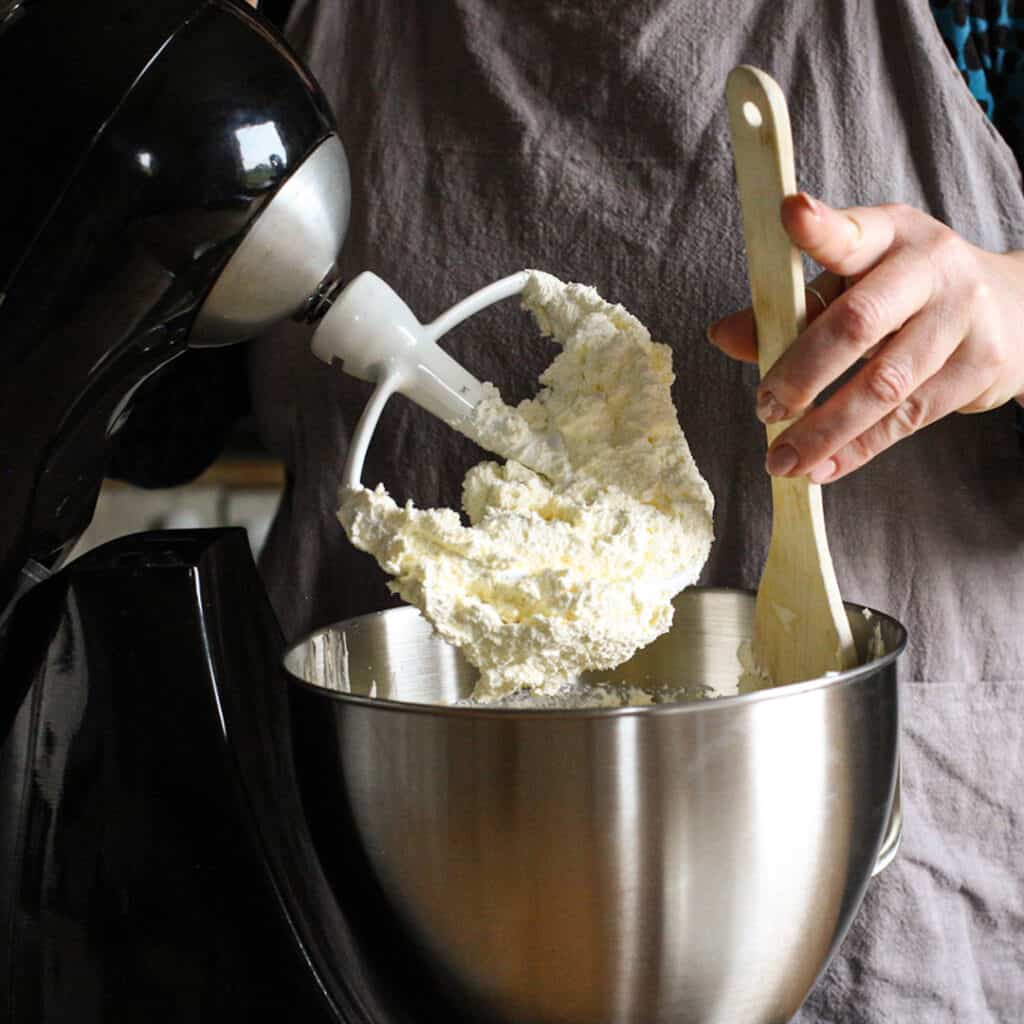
[191,134,350,345]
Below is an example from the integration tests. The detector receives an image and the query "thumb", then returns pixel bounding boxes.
[781,193,899,278]
[707,270,844,363]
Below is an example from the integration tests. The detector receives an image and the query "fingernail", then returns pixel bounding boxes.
[766,443,799,476]
[706,321,722,346]
[796,192,823,218]
[755,389,788,423]
[808,458,837,484]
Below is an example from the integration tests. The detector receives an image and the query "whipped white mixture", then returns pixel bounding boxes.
[338,271,713,702]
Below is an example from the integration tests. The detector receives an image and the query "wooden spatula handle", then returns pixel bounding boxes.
[725,66,806,406]
[726,65,856,684]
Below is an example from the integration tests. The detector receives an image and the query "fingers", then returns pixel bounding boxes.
[780,194,900,278]
[710,195,923,370]
[803,352,996,483]
[708,271,843,365]
[763,305,972,482]
[756,251,936,421]
[706,193,996,483]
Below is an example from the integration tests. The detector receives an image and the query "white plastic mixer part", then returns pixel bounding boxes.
[311,270,529,489]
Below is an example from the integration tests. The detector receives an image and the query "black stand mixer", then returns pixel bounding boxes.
[0,2,466,1020]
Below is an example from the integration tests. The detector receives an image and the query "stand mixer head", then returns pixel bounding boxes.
[0,0,349,622]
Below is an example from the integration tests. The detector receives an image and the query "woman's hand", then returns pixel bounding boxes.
[707,194,1024,483]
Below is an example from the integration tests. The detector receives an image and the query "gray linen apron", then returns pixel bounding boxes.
[251,2,1024,1019]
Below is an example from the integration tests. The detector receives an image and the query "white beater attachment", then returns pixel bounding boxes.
[311,271,529,490]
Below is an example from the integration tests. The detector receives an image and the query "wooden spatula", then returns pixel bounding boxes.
[725,65,857,685]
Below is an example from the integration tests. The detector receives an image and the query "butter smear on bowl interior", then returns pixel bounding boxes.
[338,271,713,703]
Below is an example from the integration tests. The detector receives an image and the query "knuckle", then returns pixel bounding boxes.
[804,421,840,456]
[989,337,1011,373]
[966,276,993,313]
[890,392,928,434]
[763,368,810,412]
[881,202,924,237]
[848,432,876,465]
[775,386,806,413]
[883,202,914,223]
[865,356,913,406]
[835,290,886,343]
[960,374,1004,412]
[965,331,1009,375]
[927,226,969,273]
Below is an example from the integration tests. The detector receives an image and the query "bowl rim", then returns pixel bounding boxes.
[282,586,908,719]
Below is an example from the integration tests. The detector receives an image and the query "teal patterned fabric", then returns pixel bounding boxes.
[931,1,1024,137]
[931,0,1024,444]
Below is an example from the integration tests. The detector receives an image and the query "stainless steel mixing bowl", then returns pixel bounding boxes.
[283,588,906,1024]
